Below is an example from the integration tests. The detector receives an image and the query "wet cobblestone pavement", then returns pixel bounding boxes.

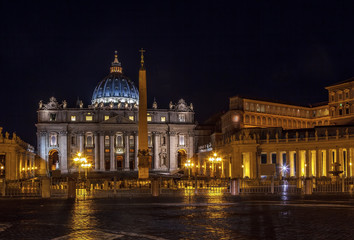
[0,194,354,239]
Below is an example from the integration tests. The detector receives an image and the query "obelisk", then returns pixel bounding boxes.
[138,48,150,179]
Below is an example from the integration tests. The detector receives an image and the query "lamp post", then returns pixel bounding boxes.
[81,163,92,180]
[184,159,194,180]
[209,153,222,178]
[73,152,87,180]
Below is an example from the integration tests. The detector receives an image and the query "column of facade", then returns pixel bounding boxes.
[295,149,300,178]
[306,150,311,177]
[94,132,99,170]
[134,133,138,171]
[326,149,331,175]
[232,149,242,178]
[38,132,47,175]
[349,148,353,177]
[285,151,290,178]
[59,131,68,173]
[124,133,129,171]
[110,134,115,171]
[169,132,177,171]
[78,132,84,153]
[276,151,282,178]
[189,133,194,160]
[153,132,159,170]
[316,149,321,178]
[99,133,105,171]
[251,151,257,179]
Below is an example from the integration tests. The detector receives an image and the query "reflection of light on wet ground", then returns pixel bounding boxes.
[67,200,99,239]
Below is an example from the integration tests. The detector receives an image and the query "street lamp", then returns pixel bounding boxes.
[73,152,87,180]
[184,159,194,179]
[208,153,222,177]
[81,163,92,179]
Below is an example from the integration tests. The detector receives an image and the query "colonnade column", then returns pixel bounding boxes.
[110,134,115,171]
[94,132,99,171]
[326,149,331,175]
[99,133,105,171]
[295,149,300,178]
[153,132,159,170]
[124,133,129,171]
[276,151,282,178]
[134,133,138,171]
[306,150,310,177]
[285,151,290,178]
[316,149,321,178]
[349,148,353,177]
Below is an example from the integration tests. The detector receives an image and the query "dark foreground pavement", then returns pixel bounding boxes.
[0,194,354,239]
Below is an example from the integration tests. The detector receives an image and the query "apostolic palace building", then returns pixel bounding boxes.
[197,78,354,179]
[36,52,195,175]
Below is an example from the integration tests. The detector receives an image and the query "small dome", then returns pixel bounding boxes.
[91,52,139,106]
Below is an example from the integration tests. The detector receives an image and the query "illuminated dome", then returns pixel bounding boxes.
[91,51,139,106]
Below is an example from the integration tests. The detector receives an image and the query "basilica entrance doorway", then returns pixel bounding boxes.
[48,149,59,171]
[177,149,187,169]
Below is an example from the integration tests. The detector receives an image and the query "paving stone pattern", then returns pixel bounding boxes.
[0,195,353,239]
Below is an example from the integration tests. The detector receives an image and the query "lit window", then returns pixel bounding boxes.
[179,135,185,146]
[147,116,152,122]
[160,116,166,122]
[50,134,57,146]
[129,116,134,121]
[86,116,93,121]
[178,114,185,122]
[104,115,109,121]
[71,116,76,121]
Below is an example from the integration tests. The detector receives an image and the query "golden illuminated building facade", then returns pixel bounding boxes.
[0,127,38,180]
[197,78,354,179]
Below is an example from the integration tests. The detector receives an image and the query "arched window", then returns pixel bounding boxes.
[116,134,123,147]
[86,135,93,147]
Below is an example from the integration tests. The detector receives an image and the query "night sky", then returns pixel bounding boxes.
[1,0,354,146]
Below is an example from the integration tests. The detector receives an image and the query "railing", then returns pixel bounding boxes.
[4,179,41,197]
[313,177,354,193]
[1,177,354,198]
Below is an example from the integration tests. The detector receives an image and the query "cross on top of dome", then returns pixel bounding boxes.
[110,51,122,73]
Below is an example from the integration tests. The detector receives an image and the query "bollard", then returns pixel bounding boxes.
[231,178,240,195]
[151,179,160,197]
[305,178,313,195]
[67,179,76,199]
[342,177,345,193]
[41,178,51,198]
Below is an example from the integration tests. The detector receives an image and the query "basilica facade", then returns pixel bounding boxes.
[36,53,195,174]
